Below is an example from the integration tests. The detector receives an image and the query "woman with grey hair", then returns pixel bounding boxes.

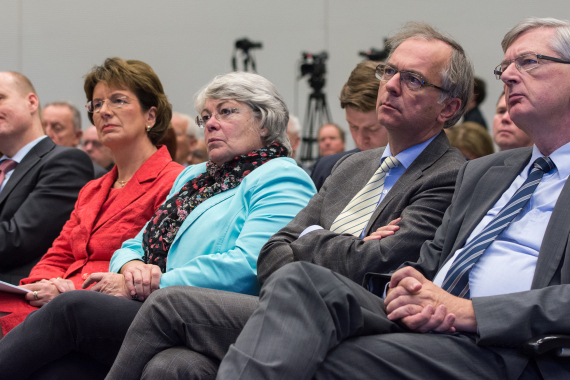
[0,72,316,379]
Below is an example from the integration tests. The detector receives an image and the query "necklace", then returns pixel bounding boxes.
[116,179,128,188]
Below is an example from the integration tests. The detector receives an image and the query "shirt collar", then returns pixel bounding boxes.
[1,135,47,163]
[381,134,438,169]
[535,141,570,180]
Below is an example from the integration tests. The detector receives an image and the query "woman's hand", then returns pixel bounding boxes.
[363,218,401,241]
[120,261,162,301]
[82,272,131,299]
[21,280,61,307]
[48,277,76,293]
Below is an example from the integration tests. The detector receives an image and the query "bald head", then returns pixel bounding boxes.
[0,71,44,157]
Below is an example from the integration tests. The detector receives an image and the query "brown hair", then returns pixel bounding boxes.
[339,61,381,113]
[447,122,494,159]
[84,58,172,145]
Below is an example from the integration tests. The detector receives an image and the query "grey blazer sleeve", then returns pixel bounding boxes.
[0,147,93,271]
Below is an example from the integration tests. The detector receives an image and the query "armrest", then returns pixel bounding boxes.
[523,335,570,357]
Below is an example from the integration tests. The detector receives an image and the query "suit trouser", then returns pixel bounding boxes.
[105,286,259,380]
[0,291,142,380]
[218,262,540,380]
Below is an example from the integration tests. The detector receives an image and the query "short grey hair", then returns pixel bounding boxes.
[43,101,82,131]
[173,112,203,139]
[386,22,474,128]
[194,72,291,156]
[287,114,302,137]
[501,17,570,61]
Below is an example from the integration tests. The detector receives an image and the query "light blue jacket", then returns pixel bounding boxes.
[109,157,316,296]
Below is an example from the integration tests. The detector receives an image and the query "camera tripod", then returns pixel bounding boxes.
[299,87,332,163]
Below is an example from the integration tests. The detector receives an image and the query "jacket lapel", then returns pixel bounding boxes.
[0,137,54,206]
[92,147,171,232]
[532,178,570,289]
[451,152,531,252]
[364,131,447,236]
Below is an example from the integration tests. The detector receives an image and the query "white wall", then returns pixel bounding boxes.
[1,0,568,149]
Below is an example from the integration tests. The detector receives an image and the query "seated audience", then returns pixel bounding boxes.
[171,112,194,165]
[493,92,533,150]
[462,77,488,128]
[287,114,302,161]
[42,101,83,148]
[317,123,345,157]
[212,17,570,380]
[447,121,494,159]
[187,138,208,165]
[311,60,389,190]
[81,125,115,176]
[99,22,472,379]
[0,57,184,337]
[0,71,316,379]
[0,72,93,285]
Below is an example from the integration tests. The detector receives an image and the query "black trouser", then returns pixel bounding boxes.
[0,291,142,379]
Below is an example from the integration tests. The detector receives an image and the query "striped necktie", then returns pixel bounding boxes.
[0,159,18,189]
[330,156,400,236]
[441,156,556,299]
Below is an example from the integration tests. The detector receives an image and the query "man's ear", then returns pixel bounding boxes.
[74,130,83,147]
[27,93,39,115]
[437,98,461,124]
[146,106,157,128]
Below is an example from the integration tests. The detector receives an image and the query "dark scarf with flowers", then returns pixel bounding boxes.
[142,143,288,272]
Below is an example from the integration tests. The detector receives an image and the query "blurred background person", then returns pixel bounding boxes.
[447,121,494,160]
[0,57,183,338]
[287,114,302,160]
[0,71,316,379]
[317,123,345,157]
[171,112,198,165]
[42,101,83,148]
[81,125,115,177]
[187,139,208,165]
[493,92,533,151]
[311,61,388,190]
[462,77,488,128]
[158,125,178,162]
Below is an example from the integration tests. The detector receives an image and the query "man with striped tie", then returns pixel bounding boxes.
[216,18,570,380]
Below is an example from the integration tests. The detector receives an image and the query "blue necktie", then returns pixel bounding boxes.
[441,156,556,299]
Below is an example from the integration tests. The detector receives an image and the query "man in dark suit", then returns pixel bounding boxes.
[217,18,570,380]
[0,72,93,284]
[98,22,473,379]
[310,60,389,190]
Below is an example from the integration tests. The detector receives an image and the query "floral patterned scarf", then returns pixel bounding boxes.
[142,143,288,272]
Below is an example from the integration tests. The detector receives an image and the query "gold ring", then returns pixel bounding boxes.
[33,291,39,300]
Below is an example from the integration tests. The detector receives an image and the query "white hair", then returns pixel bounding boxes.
[287,114,302,137]
[502,18,570,61]
[194,72,291,156]
[173,112,203,139]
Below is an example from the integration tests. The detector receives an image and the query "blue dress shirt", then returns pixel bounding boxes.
[433,142,570,298]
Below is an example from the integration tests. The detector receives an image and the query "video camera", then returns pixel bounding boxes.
[299,52,328,92]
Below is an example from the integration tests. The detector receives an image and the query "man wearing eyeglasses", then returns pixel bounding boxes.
[0,72,93,285]
[216,17,570,380]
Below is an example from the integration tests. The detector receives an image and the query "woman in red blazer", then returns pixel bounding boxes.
[0,58,184,336]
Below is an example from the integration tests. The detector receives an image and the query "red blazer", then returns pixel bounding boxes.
[0,146,183,334]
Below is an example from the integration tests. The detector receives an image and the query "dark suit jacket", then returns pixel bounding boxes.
[0,137,93,284]
[369,147,570,380]
[310,149,360,191]
[93,162,109,179]
[258,131,465,287]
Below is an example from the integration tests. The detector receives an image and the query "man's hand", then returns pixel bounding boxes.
[21,280,61,307]
[363,218,401,241]
[82,272,131,299]
[384,267,477,333]
[119,261,162,301]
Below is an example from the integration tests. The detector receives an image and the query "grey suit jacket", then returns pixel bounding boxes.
[0,137,93,284]
[372,147,570,380]
[258,131,466,286]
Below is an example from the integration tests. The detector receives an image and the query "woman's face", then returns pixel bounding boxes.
[201,98,264,165]
[91,82,156,150]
